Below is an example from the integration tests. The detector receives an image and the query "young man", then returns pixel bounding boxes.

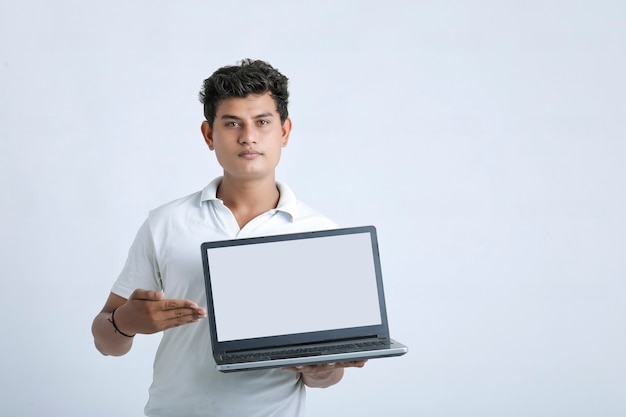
[91,59,366,417]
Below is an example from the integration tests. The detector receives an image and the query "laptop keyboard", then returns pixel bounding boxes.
[219,339,389,363]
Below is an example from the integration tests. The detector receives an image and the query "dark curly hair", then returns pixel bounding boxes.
[199,59,290,128]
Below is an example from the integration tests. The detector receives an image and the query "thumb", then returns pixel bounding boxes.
[129,288,164,301]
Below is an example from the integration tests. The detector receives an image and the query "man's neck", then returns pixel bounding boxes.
[217,175,280,228]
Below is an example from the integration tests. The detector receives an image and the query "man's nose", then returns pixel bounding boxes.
[238,125,257,144]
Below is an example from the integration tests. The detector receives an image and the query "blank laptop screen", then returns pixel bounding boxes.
[205,232,382,342]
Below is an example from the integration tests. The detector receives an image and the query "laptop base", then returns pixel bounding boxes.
[214,338,408,372]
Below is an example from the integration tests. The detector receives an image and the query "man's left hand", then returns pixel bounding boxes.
[285,360,368,388]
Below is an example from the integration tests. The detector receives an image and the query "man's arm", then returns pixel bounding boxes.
[286,360,368,388]
[92,289,207,356]
[92,292,135,356]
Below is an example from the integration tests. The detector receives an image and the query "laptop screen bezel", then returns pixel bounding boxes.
[200,226,391,354]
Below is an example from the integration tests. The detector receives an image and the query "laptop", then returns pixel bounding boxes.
[200,225,408,372]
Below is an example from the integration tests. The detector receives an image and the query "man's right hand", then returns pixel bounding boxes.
[92,289,207,356]
[114,289,208,335]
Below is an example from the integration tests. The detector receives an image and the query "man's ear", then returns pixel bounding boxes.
[281,117,292,148]
[201,121,215,150]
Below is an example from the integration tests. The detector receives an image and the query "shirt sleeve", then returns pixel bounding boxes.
[111,217,163,299]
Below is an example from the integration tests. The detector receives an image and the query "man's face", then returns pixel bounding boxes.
[201,92,291,182]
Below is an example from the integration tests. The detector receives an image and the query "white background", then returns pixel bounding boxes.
[1,1,624,416]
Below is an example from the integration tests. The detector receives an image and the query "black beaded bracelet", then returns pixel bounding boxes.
[108,307,135,338]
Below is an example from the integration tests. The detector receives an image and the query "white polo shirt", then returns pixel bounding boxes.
[112,177,337,417]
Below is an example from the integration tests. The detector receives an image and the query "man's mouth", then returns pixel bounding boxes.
[239,150,262,159]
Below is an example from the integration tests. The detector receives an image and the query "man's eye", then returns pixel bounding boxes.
[258,120,269,126]
[226,121,240,127]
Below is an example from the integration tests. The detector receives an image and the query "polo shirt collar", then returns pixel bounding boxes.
[200,177,297,220]
[200,177,224,203]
